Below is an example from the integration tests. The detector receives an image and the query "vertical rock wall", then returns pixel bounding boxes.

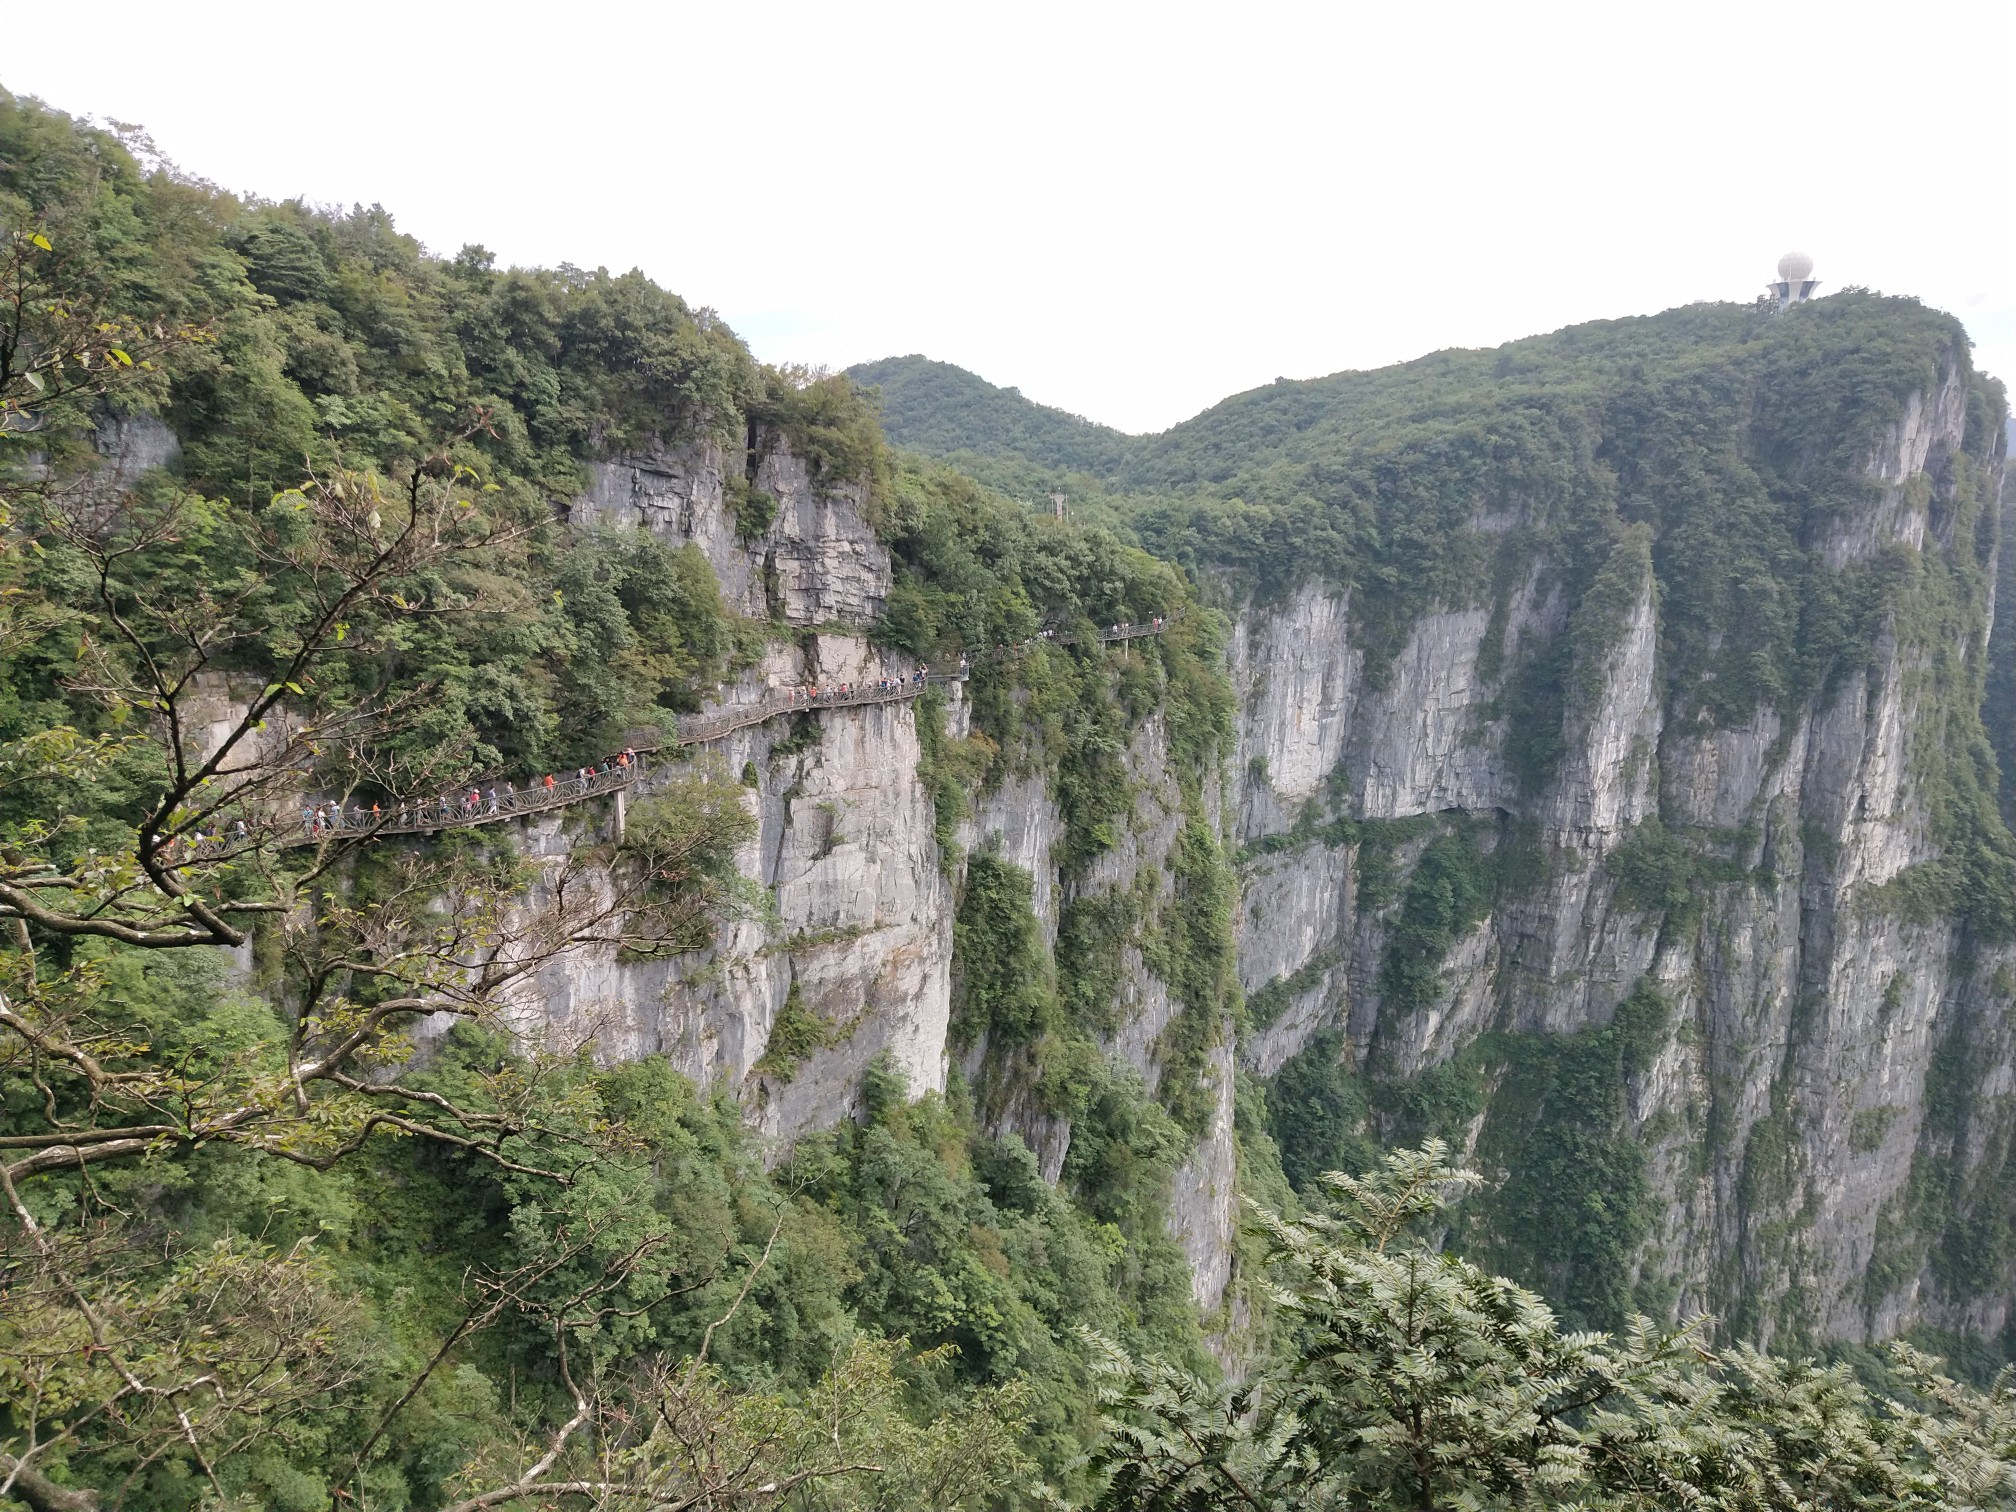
[499,637,955,1140]
[572,433,890,625]
[1226,358,2014,1346]
[511,431,1243,1314]
[106,375,2016,1346]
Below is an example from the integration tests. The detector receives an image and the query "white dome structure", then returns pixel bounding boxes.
[1777,251,1815,283]
[1769,252,1820,309]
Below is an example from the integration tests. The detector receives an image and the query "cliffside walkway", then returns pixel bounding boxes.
[276,617,1172,847]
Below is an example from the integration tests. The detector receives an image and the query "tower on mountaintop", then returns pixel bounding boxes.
[1769,251,1820,309]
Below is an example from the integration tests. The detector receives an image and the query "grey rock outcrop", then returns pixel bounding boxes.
[1226,354,2013,1348]
[480,350,2011,1348]
[437,428,1245,1317]
[573,433,889,627]
[487,636,952,1140]
[952,707,1241,1314]
[95,410,182,483]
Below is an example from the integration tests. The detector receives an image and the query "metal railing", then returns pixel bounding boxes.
[656,617,1173,750]
[291,764,640,843]
[280,681,956,847]
[661,670,965,749]
[276,615,1175,847]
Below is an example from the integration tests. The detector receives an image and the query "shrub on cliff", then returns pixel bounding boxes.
[1090,1141,2016,1511]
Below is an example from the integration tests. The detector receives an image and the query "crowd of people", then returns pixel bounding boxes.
[294,665,971,842]
[301,749,642,838]
[977,617,1163,655]
[166,819,254,857]
[776,665,946,707]
[275,620,1171,844]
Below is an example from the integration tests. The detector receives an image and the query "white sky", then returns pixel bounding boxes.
[4,1,2011,434]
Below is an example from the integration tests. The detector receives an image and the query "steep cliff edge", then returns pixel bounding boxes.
[1215,302,2013,1350]
[573,439,890,626]
[487,425,1246,1317]
[106,280,2016,1356]
[860,295,2015,1351]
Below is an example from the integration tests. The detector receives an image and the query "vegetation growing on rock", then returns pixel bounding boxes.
[5,83,2016,1511]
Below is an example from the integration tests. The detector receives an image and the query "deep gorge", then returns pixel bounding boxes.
[5,83,2014,1507]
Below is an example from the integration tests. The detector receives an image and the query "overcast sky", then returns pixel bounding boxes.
[5,1,2011,434]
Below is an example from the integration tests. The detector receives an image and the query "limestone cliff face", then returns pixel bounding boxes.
[500,430,941,1136]
[108,369,2016,1346]
[954,711,1240,1316]
[572,432,890,625]
[497,635,955,1140]
[140,412,1238,1314]
[498,358,2014,1343]
[1227,355,2014,1347]
[510,430,1241,1314]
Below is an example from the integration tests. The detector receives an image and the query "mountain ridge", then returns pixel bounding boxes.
[854,296,2000,498]
[844,353,1135,474]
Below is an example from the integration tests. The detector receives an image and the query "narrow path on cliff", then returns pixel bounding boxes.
[274,617,1174,847]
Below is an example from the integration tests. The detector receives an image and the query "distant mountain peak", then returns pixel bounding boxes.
[844,355,1134,474]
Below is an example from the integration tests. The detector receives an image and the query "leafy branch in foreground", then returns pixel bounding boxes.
[2,448,527,953]
[1090,1139,2016,1511]
[0,451,766,1501]
[0,221,207,509]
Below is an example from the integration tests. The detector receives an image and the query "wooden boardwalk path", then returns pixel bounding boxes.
[278,618,1172,847]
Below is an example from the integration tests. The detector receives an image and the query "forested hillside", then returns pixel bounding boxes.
[7,82,2016,1512]
[0,91,1221,1508]
[878,299,2016,1368]
[845,355,1133,475]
